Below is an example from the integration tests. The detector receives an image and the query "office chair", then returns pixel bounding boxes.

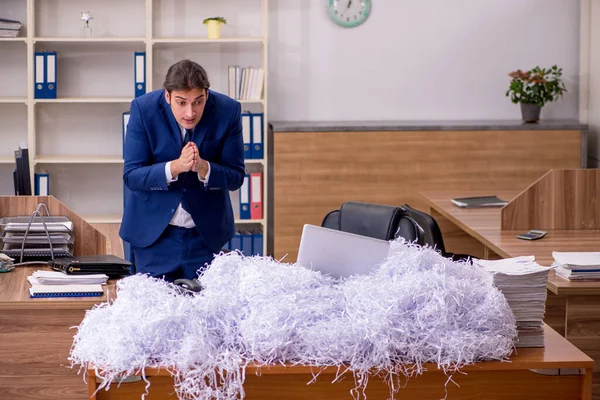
[402,204,474,262]
[321,201,423,244]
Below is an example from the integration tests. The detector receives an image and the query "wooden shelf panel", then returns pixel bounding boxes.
[0,97,27,104]
[33,37,146,43]
[0,156,14,164]
[235,219,265,225]
[0,37,26,42]
[152,37,263,44]
[35,156,124,164]
[34,97,133,104]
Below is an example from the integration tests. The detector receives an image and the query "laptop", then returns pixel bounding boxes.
[296,224,391,279]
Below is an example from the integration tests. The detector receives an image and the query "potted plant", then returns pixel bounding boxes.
[203,17,227,39]
[505,65,567,123]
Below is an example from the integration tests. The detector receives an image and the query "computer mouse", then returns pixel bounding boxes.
[174,278,202,293]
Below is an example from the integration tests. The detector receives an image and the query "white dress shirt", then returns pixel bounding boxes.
[165,125,211,228]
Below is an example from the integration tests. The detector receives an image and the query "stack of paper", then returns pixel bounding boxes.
[29,284,104,298]
[0,18,23,38]
[28,270,108,285]
[27,270,107,299]
[553,252,600,281]
[475,256,552,348]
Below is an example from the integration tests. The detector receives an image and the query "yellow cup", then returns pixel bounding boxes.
[206,20,222,39]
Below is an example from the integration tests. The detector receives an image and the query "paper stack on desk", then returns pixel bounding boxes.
[27,270,107,298]
[475,256,553,348]
[28,270,108,285]
[552,252,600,281]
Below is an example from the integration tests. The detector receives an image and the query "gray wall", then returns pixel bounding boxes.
[268,0,581,122]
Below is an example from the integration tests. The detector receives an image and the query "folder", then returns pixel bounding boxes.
[29,284,104,298]
[34,52,45,99]
[252,232,263,256]
[122,112,130,154]
[251,113,263,159]
[34,171,49,196]
[239,174,251,219]
[242,113,252,159]
[134,52,146,98]
[230,232,242,252]
[241,231,253,256]
[121,111,133,262]
[250,172,262,220]
[45,51,57,99]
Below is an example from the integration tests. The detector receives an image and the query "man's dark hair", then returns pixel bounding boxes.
[163,59,210,92]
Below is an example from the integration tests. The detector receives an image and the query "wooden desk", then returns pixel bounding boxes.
[0,266,116,400]
[421,191,600,398]
[87,325,593,400]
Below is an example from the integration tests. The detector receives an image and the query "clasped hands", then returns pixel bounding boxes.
[171,142,208,179]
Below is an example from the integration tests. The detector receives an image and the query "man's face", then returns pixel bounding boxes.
[165,88,208,130]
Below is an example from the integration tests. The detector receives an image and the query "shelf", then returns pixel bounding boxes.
[245,159,265,165]
[34,37,146,43]
[0,37,26,42]
[239,99,265,105]
[0,156,14,164]
[34,97,133,104]
[0,97,27,104]
[235,219,265,225]
[152,37,263,44]
[35,156,124,164]
[82,214,122,224]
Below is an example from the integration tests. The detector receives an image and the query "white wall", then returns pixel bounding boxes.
[587,0,600,167]
[267,0,581,122]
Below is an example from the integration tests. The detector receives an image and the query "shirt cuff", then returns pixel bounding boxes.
[198,162,211,184]
[165,161,178,184]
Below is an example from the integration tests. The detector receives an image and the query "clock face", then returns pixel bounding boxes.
[327,0,371,28]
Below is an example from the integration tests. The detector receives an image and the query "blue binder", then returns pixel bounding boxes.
[230,232,242,252]
[252,232,263,256]
[34,52,46,99]
[34,172,50,196]
[242,113,252,159]
[239,174,251,219]
[134,52,146,98]
[122,111,134,263]
[251,113,264,159]
[45,51,57,99]
[241,232,253,256]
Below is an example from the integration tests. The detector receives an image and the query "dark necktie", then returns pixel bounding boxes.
[184,128,192,146]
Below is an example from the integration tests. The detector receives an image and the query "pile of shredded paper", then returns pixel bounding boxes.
[70,239,516,400]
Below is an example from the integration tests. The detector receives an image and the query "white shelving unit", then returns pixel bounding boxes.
[0,0,269,256]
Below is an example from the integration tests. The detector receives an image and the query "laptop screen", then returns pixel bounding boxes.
[296,224,391,279]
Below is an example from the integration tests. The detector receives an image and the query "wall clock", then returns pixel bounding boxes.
[326,0,371,28]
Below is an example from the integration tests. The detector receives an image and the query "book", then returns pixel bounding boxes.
[29,284,104,298]
[450,195,508,208]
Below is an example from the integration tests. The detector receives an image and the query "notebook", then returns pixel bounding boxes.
[450,195,508,208]
[296,224,391,279]
[29,284,104,298]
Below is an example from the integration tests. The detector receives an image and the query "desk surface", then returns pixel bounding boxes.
[421,191,600,296]
[0,265,116,310]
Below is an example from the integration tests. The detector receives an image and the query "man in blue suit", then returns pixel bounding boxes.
[120,59,245,281]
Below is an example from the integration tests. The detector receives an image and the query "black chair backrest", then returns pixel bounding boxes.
[402,204,446,254]
[320,201,423,244]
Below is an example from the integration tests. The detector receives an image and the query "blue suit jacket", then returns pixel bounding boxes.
[119,89,245,250]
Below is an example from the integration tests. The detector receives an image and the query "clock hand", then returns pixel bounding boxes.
[341,0,352,16]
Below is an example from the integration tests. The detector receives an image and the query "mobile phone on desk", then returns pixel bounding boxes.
[516,230,547,241]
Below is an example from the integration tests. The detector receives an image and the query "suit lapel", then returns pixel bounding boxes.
[159,90,183,152]
[192,89,216,148]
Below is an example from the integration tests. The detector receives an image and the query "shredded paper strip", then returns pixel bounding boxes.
[70,239,517,400]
